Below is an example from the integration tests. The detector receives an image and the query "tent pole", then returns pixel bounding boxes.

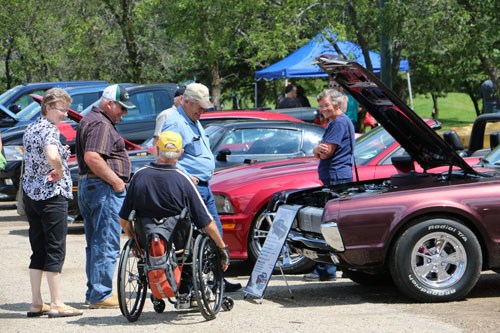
[407,71,414,109]
[254,81,258,108]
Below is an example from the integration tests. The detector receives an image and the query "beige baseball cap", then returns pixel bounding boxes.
[183,83,213,109]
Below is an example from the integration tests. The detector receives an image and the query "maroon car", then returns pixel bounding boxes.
[268,57,500,303]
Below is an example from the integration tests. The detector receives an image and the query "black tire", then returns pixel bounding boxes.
[342,270,393,286]
[117,239,148,322]
[248,207,315,274]
[192,234,224,320]
[390,218,482,302]
[152,297,166,313]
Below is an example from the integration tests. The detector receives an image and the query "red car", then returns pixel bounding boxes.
[201,110,303,124]
[268,58,500,303]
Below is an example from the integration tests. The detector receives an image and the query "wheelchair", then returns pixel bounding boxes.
[117,209,234,322]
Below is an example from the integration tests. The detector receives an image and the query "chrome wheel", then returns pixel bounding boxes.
[411,232,467,289]
[249,208,314,274]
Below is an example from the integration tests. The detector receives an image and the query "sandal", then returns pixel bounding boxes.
[47,305,83,318]
[27,304,51,317]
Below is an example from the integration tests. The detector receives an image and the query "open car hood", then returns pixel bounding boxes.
[317,57,476,174]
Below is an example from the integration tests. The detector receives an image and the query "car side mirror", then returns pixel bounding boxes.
[216,148,231,162]
[391,154,414,173]
[8,104,22,113]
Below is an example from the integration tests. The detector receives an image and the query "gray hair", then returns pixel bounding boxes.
[159,150,181,161]
[317,89,347,112]
[41,88,72,116]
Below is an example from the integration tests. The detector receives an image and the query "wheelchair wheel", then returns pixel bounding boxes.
[192,234,224,320]
[117,239,147,322]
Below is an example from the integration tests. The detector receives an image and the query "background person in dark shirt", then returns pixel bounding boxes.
[296,85,311,107]
[119,131,230,308]
[276,83,302,109]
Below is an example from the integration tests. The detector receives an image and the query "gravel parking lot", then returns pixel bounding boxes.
[2,200,500,333]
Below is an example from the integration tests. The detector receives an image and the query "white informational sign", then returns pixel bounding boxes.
[244,205,302,299]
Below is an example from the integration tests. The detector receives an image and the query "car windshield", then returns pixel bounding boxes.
[15,102,41,121]
[0,86,22,105]
[80,101,99,115]
[354,126,396,166]
[479,145,500,166]
[205,125,225,150]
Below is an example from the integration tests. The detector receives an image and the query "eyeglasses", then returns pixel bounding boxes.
[53,107,68,114]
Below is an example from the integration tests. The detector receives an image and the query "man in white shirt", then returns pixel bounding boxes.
[152,86,186,153]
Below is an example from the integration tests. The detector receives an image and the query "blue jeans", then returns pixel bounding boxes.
[196,183,222,236]
[316,177,350,277]
[313,263,337,278]
[78,178,125,303]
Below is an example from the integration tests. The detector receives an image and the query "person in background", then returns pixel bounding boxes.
[0,129,5,171]
[276,83,301,109]
[152,86,186,153]
[296,85,311,107]
[161,82,242,293]
[23,88,83,318]
[119,131,230,308]
[339,87,359,131]
[304,88,355,282]
[76,84,135,309]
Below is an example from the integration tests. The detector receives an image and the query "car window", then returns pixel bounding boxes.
[71,91,103,112]
[354,126,396,165]
[302,130,323,153]
[16,102,41,121]
[123,90,172,122]
[0,86,22,105]
[380,146,408,165]
[11,89,45,110]
[217,128,302,155]
[205,125,225,150]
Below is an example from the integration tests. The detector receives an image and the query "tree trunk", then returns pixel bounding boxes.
[210,63,222,110]
[4,40,13,89]
[479,54,500,96]
[346,0,373,72]
[468,92,481,117]
[431,93,439,119]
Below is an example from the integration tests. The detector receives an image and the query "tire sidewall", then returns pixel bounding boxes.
[391,218,482,302]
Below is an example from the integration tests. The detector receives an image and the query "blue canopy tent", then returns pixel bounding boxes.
[254,32,413,107]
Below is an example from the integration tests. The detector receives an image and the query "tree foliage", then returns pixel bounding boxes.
[0,0,498,114]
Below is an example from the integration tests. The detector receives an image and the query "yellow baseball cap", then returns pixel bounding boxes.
[157,131,183,152]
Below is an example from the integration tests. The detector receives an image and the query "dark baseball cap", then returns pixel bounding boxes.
[174,86,186,97]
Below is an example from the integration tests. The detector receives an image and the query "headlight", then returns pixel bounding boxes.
[3,145,24,161]
[214,194,235,214]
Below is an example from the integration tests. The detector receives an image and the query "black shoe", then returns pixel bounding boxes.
[224,279,242,292]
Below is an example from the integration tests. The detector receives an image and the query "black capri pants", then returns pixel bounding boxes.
[24,192,69,273]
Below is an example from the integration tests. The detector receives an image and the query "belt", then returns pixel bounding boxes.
[197,180,209,186]
[79,173,100,180]
[79,173,129,182]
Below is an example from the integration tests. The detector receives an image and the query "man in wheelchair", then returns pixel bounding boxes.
[119,131,230,316]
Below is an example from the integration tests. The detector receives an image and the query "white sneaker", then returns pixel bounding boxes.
[176,294,190,309]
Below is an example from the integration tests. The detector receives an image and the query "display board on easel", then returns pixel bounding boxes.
[244,205,302,299]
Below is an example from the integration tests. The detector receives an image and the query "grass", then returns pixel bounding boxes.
[412,93,478,130]
[307,92,479,131]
